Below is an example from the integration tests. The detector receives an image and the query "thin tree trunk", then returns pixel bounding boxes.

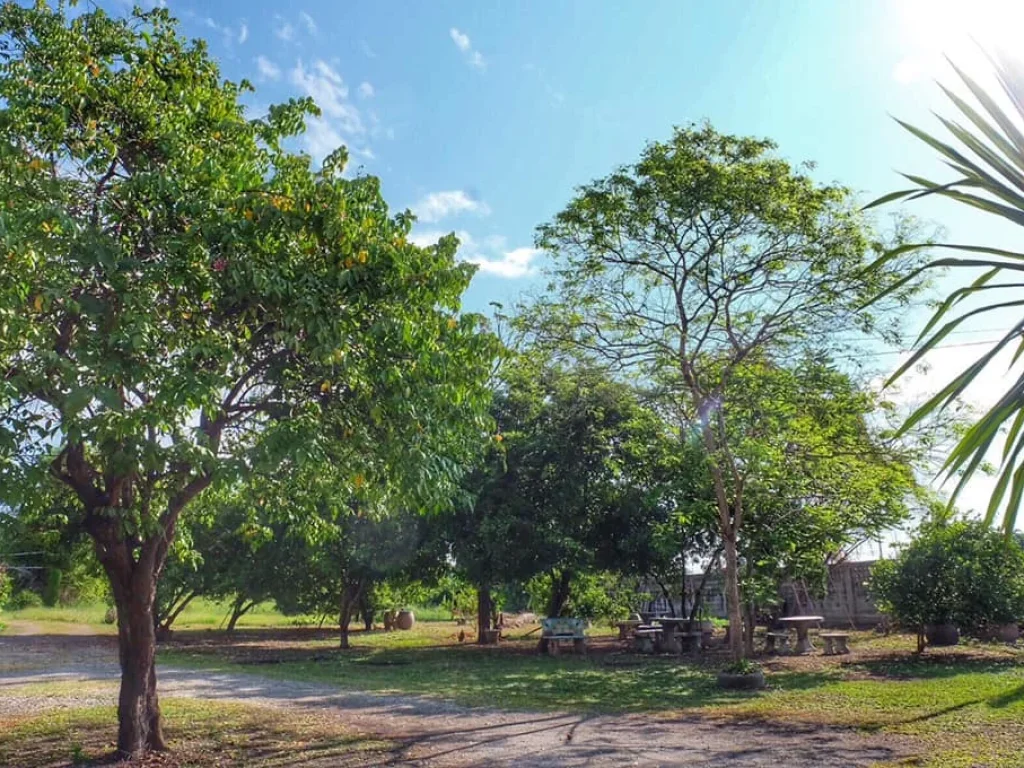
[653,575,676,617]
[476,584,492,644]
[744,602,756,657]
[547,569,573,618]
[158,590,197,636]
[225,595,256,633]
[688,545,724,623]
[339,581,363,650]
[722,534,744,660]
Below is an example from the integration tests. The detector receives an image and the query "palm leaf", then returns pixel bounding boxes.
[878,52,1024,533]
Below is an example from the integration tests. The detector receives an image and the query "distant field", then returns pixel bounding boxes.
[1,599,455,634]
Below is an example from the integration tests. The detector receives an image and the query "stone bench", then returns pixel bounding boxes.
[633,627,663,654]
[540,617,587,656]
[820,633,851,655]
[764,631,792,654]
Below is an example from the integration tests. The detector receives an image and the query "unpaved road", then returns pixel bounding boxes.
[0,631,909,767]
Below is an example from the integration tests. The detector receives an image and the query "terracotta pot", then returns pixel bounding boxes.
[925,623,960,646]
[396,609,415,631]
[716,670,766,690]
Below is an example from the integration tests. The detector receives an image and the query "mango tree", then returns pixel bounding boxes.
[0,5,496,757]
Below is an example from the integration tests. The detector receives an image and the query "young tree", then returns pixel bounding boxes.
[527,123,925,657]
[0,5,495,756]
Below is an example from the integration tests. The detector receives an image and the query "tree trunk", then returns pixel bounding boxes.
[110,570,166,757]
[547,569,573,617]
[225,595,256,633]
[722,535,744,660]
[156,590,197,639]
[476,584,492,644]
[744,602,757,657]
[360,597,374,631]
[339,581,363,650]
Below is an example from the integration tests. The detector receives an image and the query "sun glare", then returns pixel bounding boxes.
[891,0,1024,85]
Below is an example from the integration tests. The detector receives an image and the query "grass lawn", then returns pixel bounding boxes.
[160,625,1024,767]
[2,600,455,636]
[0,693,393,767]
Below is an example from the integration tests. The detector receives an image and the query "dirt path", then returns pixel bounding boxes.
[0,630,911,767]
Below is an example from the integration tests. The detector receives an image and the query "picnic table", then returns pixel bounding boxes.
[616,620,643,640]
[632,626,663,654]
[654,617,702,653]
[778,615,824,654]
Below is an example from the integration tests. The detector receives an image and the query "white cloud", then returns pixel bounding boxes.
[205,17,218,29]
[303,118,345,164]
[288,60,374,164]
[256,55,281,81]
[360,40,377,58]
[449,28,471,52]
[412,190,490,223]
[275,20,295,42]
[358,81,375,99]
[300,11,317,35]
[290,60,364,135]
[473,247,542,278]
[449,27,485,71]
[408,229,541,278]
[238,23,249,44]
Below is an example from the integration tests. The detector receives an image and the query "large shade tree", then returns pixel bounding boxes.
[0,5,496,757]
[526,123,927,657]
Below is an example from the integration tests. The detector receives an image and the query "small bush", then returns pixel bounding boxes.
[869,519,1024,636]
[6,589,44,610]
[721,658,762,675]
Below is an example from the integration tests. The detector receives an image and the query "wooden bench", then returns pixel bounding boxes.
[764,631,792,654]
[632,627,662,654]
[540,617,587,656]
[820,633,851,655]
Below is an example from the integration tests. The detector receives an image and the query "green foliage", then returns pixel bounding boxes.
[6,588,43,610]
[526,121,930,656]
[451,353,682,616]
[0,566,10,614]
[524,571,638,622]
[865,54,1024,533]
[721,658,762,675]
[41,569,62,608]
[729,356,921,599]
[0,0,497,583]
[869,519,1024,631]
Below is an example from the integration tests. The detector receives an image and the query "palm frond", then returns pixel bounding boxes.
[881,53,1024,533]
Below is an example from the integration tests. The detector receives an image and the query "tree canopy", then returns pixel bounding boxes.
[524,123,928,657]
[0,3,496,756]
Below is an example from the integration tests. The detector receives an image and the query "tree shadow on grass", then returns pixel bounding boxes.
[854,655,1023,681]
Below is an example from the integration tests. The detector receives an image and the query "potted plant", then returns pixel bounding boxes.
[870,519,1024,651]
[716,659,765,690]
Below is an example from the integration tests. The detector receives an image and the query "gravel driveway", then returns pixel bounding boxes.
[0,630,908,767]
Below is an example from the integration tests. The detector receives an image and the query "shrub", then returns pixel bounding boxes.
[869,519,1024,639]
[6,588,44,610]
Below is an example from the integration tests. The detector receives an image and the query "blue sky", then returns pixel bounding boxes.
[143,0,1019,310]
[120,0,1022,524]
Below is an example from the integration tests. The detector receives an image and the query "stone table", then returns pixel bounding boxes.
[778,615,824,654]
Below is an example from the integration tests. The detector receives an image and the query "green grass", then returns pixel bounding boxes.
[160,627,1024,767]
[0,697,393,767]
[1,599,460,634]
